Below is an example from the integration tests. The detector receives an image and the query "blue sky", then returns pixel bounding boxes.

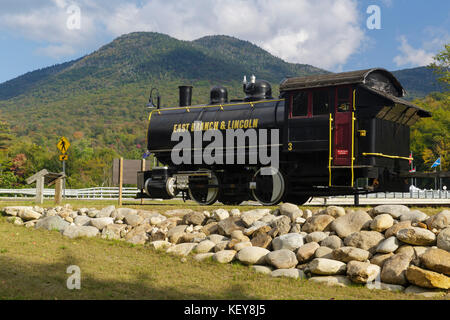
[0,0,448,83]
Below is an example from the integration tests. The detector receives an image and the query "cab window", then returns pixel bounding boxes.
[312,90,331,115]
[337,87,351,112]
[291,92,308,117]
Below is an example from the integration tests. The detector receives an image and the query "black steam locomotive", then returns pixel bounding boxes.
[137,68,431,205]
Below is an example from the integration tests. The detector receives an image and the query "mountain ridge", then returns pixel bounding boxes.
[0,32,445,153]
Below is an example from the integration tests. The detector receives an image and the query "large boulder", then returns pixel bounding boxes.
[344,231,385,254]
[332,246,370,263]
[396,227,436,246]
[126,233,148,245]
[305,231,328,243]
[309,258,347,275]
[101,223,126,240]
[165,209,194,217]
[404,285,446,297]
[346,261,380,284]
[365,282,405,292]
[308,275,351,287]
[384,220,412,238]
[405,266,450,289]
[213,250,236,264]
[437,227,450,252]
[112,207,138,220]
[166,243,197,256]
[296,242,320,263]
[181,232,206,243]
[167,225,188,244]
[370,252,394,267]
[214,241,229,252]
[62,225,99,239]
[202,222,219,236]
[212,209,230,221]
[251,265,273,275]
[320,235,343,249]
[182,212,206,226]
[371,205,409,219]
[243,221,269,236]
[208,234,228,244]
[426,210,450,230]
[35,215,69,231]
[236,247,270,265]
[251,232,272,249]
[302,215,335,233]
[321,206,346,218]
[331,210,372,238]
[193,253,215,262]
[90,217,114,230]
[18,208,42,221]
[97,205,115,218]
[376,236,400,254]
[279,203,303,222]
[217,217,245,236]
[314,246,334,259]
[269,216,292,236]
[271,269,305,279]
[419,248,450,276]
[148,240,172,251]
[370,214,393,232]
[272,233,304,251]
[399,210,428,223]
[380,253,413,285]
[240,209,270,227]
[266,249,298,269]
[124,214,144,227]
[74,216,91,226]
[195,240,217,253]
[2,206,32,216]
[234,241,253,251]
[149,214,167,226]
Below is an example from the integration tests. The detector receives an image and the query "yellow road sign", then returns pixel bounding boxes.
[57,137,70,154]
[59,154,68,161]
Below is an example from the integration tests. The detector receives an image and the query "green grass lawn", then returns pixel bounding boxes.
[0,199,448,300]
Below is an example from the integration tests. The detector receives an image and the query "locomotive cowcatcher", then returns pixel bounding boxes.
[137,68,431,206]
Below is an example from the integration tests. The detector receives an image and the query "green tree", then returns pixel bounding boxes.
[429,43,450,86]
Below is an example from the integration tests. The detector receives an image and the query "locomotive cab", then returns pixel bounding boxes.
[279,68,431,198]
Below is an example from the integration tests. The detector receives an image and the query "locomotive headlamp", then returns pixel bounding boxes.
[147,87,160,109]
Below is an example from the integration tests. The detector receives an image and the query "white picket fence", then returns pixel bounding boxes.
[0,187,139,199]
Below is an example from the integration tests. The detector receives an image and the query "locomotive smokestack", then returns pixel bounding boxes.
[178,85,192,107]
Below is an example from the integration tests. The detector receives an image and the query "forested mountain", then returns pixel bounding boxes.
[0,32,326,146]
[392,66,446,99]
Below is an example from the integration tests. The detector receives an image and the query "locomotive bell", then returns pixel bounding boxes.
[210,86,228,105]
[244,79,273,102]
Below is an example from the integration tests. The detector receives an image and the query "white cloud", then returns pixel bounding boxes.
[0,0,366,69]
[393,36,436,67]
